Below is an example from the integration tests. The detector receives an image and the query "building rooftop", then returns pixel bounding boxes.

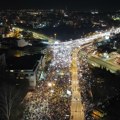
[6,54,43,70]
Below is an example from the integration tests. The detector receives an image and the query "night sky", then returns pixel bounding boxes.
[0,0,119,10]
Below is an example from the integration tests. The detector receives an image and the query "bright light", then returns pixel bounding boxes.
[21,70,24,72]
[48,82,52,87]
[67,90,71,96]
[48,82,55,87]
[54,41,59,44]
[10,70,14,72]
[50,89,54,93]
[105,35,109,39]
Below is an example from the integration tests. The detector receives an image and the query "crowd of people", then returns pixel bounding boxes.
[47,64,71,120]
[22,47,71,120]
[77,46,95,120]
[22,80,51,120]
[22,42,97,120]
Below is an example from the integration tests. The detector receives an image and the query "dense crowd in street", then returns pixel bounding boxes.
[22,49,71,120]
[22,80,51,120]
[1,10,120,120]
[47,65,71,120]
[22,40,99,120]
[77,46,95,120]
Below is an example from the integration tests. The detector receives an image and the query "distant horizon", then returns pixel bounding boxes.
[0,8,119,12]
[0,0,119,11]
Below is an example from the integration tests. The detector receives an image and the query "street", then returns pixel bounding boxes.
[70,48,84,120]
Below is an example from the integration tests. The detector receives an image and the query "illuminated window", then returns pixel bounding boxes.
[21,70,24,72]
[10,70,14,72]
[20,77,24,79]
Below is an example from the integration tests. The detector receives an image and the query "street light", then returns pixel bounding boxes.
[47,82,55,87]
[113,41,117,49]
[50,89,54,93]
[48,82,52,87]
[54,33,57,40]
[47,82,55,97]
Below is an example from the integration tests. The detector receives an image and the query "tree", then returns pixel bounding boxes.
[0,71,28,120]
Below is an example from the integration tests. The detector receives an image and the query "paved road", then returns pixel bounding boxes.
[70,48,84,120]
[13,26,54,43]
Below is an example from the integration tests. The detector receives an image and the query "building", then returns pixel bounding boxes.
[0,37,31,48]
[0,52,6,70]
[6,54,44,89]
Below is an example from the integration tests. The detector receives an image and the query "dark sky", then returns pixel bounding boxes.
[0,0,120,10]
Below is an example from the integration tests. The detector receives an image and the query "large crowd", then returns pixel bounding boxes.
[22,47,71,120]
[77,48,95,120]
[22,80,51,120]
[47,65,71,120]
[22,43,96,120]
